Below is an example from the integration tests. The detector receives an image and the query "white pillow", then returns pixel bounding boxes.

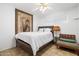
[44,28,51,32]
[38,29,44,32]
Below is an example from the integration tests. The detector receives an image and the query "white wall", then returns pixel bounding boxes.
[60,7,79,34]
[0,4,15,51]
[76,6,79,34]
[33,15,39,31]
[37,6,79,34]
[0,4,38,51]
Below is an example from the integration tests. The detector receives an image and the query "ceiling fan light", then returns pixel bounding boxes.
[36,3,48,13]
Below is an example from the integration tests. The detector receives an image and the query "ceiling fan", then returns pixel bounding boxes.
[34,3,51,13]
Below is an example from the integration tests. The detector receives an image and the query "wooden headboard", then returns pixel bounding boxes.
[38,26,53,32]
[38,26,54,37]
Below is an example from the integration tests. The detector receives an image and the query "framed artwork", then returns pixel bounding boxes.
[15,9,33,34]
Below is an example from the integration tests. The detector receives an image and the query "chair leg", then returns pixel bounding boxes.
[56,45,60,48]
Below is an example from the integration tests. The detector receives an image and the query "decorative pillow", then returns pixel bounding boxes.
[59,38,76,43]
[38,29,44,32]
[60,34,75,39]
[44,28,51,32]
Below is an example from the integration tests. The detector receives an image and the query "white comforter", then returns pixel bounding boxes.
[15,32,53,55]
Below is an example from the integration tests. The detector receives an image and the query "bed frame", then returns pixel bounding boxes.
[16,26,54,55]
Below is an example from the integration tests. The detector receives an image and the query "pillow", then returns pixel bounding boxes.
[44,28,51,32]
[38,29,44,32]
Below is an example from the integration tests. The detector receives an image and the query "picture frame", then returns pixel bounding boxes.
[15,9,33,34]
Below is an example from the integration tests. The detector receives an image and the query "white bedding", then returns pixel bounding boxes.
[15,32,53,55]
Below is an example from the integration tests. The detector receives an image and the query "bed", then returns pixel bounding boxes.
[15,26,54,56]
[15,9,54,55]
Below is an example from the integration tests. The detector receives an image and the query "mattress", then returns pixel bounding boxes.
[15,32,53,55]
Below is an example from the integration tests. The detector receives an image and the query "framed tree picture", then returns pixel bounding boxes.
[15,9,33,34]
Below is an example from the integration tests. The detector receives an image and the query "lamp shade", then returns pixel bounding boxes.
[53,26,60,31]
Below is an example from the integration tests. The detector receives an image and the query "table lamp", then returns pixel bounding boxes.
[53,25,60,37]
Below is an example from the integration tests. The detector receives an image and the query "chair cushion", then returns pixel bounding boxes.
[57,40,79,50]
[60,38,76,43]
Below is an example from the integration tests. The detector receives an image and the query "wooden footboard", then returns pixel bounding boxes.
[16,39,33,55]
[16,39,54,55]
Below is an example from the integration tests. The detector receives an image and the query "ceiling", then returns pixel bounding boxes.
[9,3,79,18]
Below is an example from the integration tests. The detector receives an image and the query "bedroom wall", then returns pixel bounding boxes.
[33,15,39,31]
[76,6,79,34]
[0,4,15,51]
[37,6,79,34]
[0,4,38,51]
